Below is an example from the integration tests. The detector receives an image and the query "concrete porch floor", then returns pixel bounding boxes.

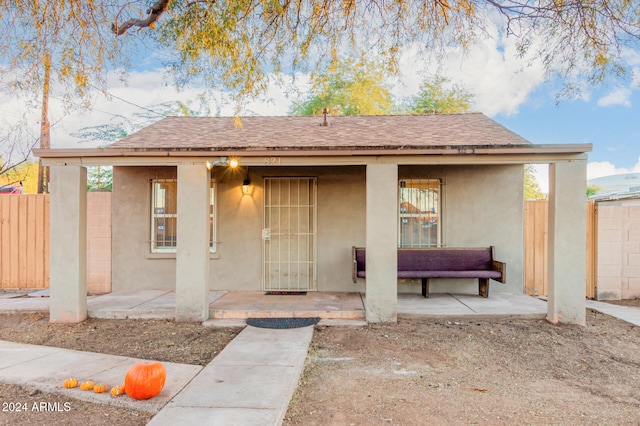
[0,290,549,323]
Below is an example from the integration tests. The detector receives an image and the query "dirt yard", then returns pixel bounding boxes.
[1,305,640,425]
[285,308,640,425]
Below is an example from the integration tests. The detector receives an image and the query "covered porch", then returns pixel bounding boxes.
[35,114,591,325]
[0,290,548,323]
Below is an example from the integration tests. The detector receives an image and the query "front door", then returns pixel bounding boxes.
[263,177,317,291]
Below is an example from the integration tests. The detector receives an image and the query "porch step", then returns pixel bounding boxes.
[209,308,366,321]
[203,318,369,327]
[208,291,366,321]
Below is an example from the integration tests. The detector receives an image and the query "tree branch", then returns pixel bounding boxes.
[111,0,172,36]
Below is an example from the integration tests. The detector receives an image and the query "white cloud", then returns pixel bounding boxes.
[529,159,640,194]
[587,157,640,180]
[393,21,547,117]
[446,41,546,116]
[622,47,640,87]
[597,87,632,107]
[1,69,302,150]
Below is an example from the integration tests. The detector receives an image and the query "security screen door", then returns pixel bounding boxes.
[263,178,317,291]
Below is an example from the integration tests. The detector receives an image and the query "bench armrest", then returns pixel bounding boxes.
[492,260,506,283]
[352,246,358,283]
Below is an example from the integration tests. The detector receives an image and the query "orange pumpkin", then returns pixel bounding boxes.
[124,361,166,400]
[93,383,108,393]
[80,381,95,391]
[63,378,78,389]
[110,385,126,397]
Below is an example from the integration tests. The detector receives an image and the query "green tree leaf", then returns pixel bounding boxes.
[2,0,638,105]
[289,57,394,116]
[524,165,546,200]
[401,76,472,114]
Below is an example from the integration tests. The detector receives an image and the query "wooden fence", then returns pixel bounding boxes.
[0,193,111,293]
[524,200,548,296]
[0,195,49,289]
[524,199,597,298]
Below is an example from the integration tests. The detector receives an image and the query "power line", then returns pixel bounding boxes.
[89,84,164,117]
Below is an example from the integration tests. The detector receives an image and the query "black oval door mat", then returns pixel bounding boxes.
[246,317,320,329]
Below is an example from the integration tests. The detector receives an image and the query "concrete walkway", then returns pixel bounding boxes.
[0,340,202,413]
[148,325,313,425]
[0,289,549,321]
[397,293,548,318]
[587,299,640,326]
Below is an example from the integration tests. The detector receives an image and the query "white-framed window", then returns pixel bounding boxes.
[151,179,217,253]
[399,179,441,248]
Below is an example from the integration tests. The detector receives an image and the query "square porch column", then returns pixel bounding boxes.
[547,159,587,325]
[49,165,87,323]
[365,163,398,323]
[176,164,210,321]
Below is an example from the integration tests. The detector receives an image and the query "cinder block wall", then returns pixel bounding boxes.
[596,202,640,300]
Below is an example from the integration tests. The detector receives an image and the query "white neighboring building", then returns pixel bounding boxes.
[589,173,640,199]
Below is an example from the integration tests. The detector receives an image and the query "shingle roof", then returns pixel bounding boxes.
[109,113,532,152]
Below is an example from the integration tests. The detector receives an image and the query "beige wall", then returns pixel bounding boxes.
[596,200,640,300]
[112,167,176,291]
[112,164,524,295]
[86,192,112,294]
[398,165,524,295]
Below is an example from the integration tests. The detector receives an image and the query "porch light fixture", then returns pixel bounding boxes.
[206,157,240,170]
[242,179,253,195]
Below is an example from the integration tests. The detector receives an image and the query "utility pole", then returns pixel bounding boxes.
[37,52,51,194]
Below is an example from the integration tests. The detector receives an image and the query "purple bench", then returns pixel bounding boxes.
[352,246,506,298]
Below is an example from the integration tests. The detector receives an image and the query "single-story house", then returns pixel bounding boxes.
[35,113,591,324]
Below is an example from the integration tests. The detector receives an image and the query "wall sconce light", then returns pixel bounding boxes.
[206,157,239,170]
[242,179,253,195]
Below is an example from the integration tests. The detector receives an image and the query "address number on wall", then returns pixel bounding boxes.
[264,157,281,165]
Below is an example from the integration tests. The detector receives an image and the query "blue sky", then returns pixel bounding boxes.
[496,85,640,170]
[1,21,638,192]
[494,84,640,191]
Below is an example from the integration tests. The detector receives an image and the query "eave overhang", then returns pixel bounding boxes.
[34,143,592,167]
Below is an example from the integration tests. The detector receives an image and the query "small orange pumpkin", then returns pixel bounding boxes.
[110,385,126,397]
[93,383,108,393]
[63,378,78,389]
[124,361,166,400]
[80,381,95,391]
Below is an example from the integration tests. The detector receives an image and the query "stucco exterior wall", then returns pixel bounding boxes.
[444,165,524,294]
[112,164,524,295]
[596,199,640,300]
[398,165,524,295]
[112,167,176,291]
